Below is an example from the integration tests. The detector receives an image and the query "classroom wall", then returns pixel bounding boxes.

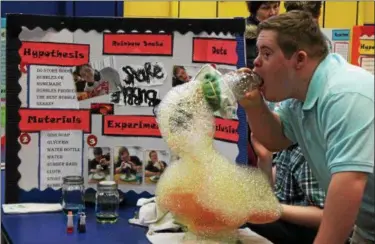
[123,1,374,63]
[123,1,375,27]
[1,1,123,17]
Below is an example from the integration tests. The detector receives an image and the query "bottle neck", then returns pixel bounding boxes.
[97,182,118,193]
[63,176,84,186]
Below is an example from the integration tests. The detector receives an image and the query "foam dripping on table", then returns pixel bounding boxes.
[130,64,281,243]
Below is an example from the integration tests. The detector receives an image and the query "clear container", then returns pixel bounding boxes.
[224,71,263,117]
[62,176,85,215]
[95,181,120,223]
[221,70,263,101]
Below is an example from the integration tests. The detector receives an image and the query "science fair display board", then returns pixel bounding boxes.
[351,25,374,75]
[5,14,248,203]
[321,28,351,61]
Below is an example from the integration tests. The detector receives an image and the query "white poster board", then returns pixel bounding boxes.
[15,19,245,195]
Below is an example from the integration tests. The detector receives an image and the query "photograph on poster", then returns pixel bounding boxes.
[73,61,120,101]
[172,65,193,87]
[172,65,235,87]
[172,64,238,119]
[144,150,170,185]
[90,103,114,115]
[114,146,143,185]
[88,147,111,184]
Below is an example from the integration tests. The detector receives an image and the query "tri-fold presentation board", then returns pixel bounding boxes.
[321,28,351,61]
[351,25,375,75]
[5,14,248,203]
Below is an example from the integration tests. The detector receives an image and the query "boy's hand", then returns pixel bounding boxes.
[236,68,264,109]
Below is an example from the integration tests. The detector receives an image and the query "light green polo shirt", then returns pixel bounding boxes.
[276,53,374,240]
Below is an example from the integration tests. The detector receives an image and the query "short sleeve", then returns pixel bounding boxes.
[322,93,374,174]
[275,100,297,144]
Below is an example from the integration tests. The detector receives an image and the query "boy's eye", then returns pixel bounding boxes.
[261,52,270,58]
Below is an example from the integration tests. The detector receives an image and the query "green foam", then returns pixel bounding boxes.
[201,73,222,111]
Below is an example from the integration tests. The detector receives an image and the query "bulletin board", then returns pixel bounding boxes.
[5,14,248,204]
[351,25,375,75]
[321,28,351,61]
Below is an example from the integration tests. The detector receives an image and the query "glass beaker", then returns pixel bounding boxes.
[95,181,120,223]
[62,176,85,215]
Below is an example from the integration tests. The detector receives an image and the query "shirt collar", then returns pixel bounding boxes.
[302,54,343,110]
[247,15,260,26]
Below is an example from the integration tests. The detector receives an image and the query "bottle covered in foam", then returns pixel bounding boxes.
[222,70,263,101]
[196,64,263,119]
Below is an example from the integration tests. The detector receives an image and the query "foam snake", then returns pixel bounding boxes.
[154,64,281,240]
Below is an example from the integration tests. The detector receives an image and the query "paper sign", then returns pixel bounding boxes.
[359,40,375,55]
[28,65,79,109]
[360,56,374,75]
[110,87,160,107]
[334,42,349,61]
[192,38,238,65]
[351,26,374,67]
[214,118,239,143]
[360,26,375,37]
[332,29,350,41]
[120,62,167,86]
[19,109,91,132]
[19,41,90,66]
[103,115,160,137]
[103,33,173,56]
[39,130,83,190]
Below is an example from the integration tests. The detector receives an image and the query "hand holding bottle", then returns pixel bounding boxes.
[235,68,264,110]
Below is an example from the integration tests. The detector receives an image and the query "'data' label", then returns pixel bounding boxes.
[193,38,238,65]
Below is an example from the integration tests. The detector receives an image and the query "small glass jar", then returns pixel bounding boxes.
[62,176,85,215]
[95,181,120,223]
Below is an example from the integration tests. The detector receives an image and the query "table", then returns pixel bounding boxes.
[1,171,272,244]
[1,171,151,244]
[2,206,151,244]
[114,174,141,185]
